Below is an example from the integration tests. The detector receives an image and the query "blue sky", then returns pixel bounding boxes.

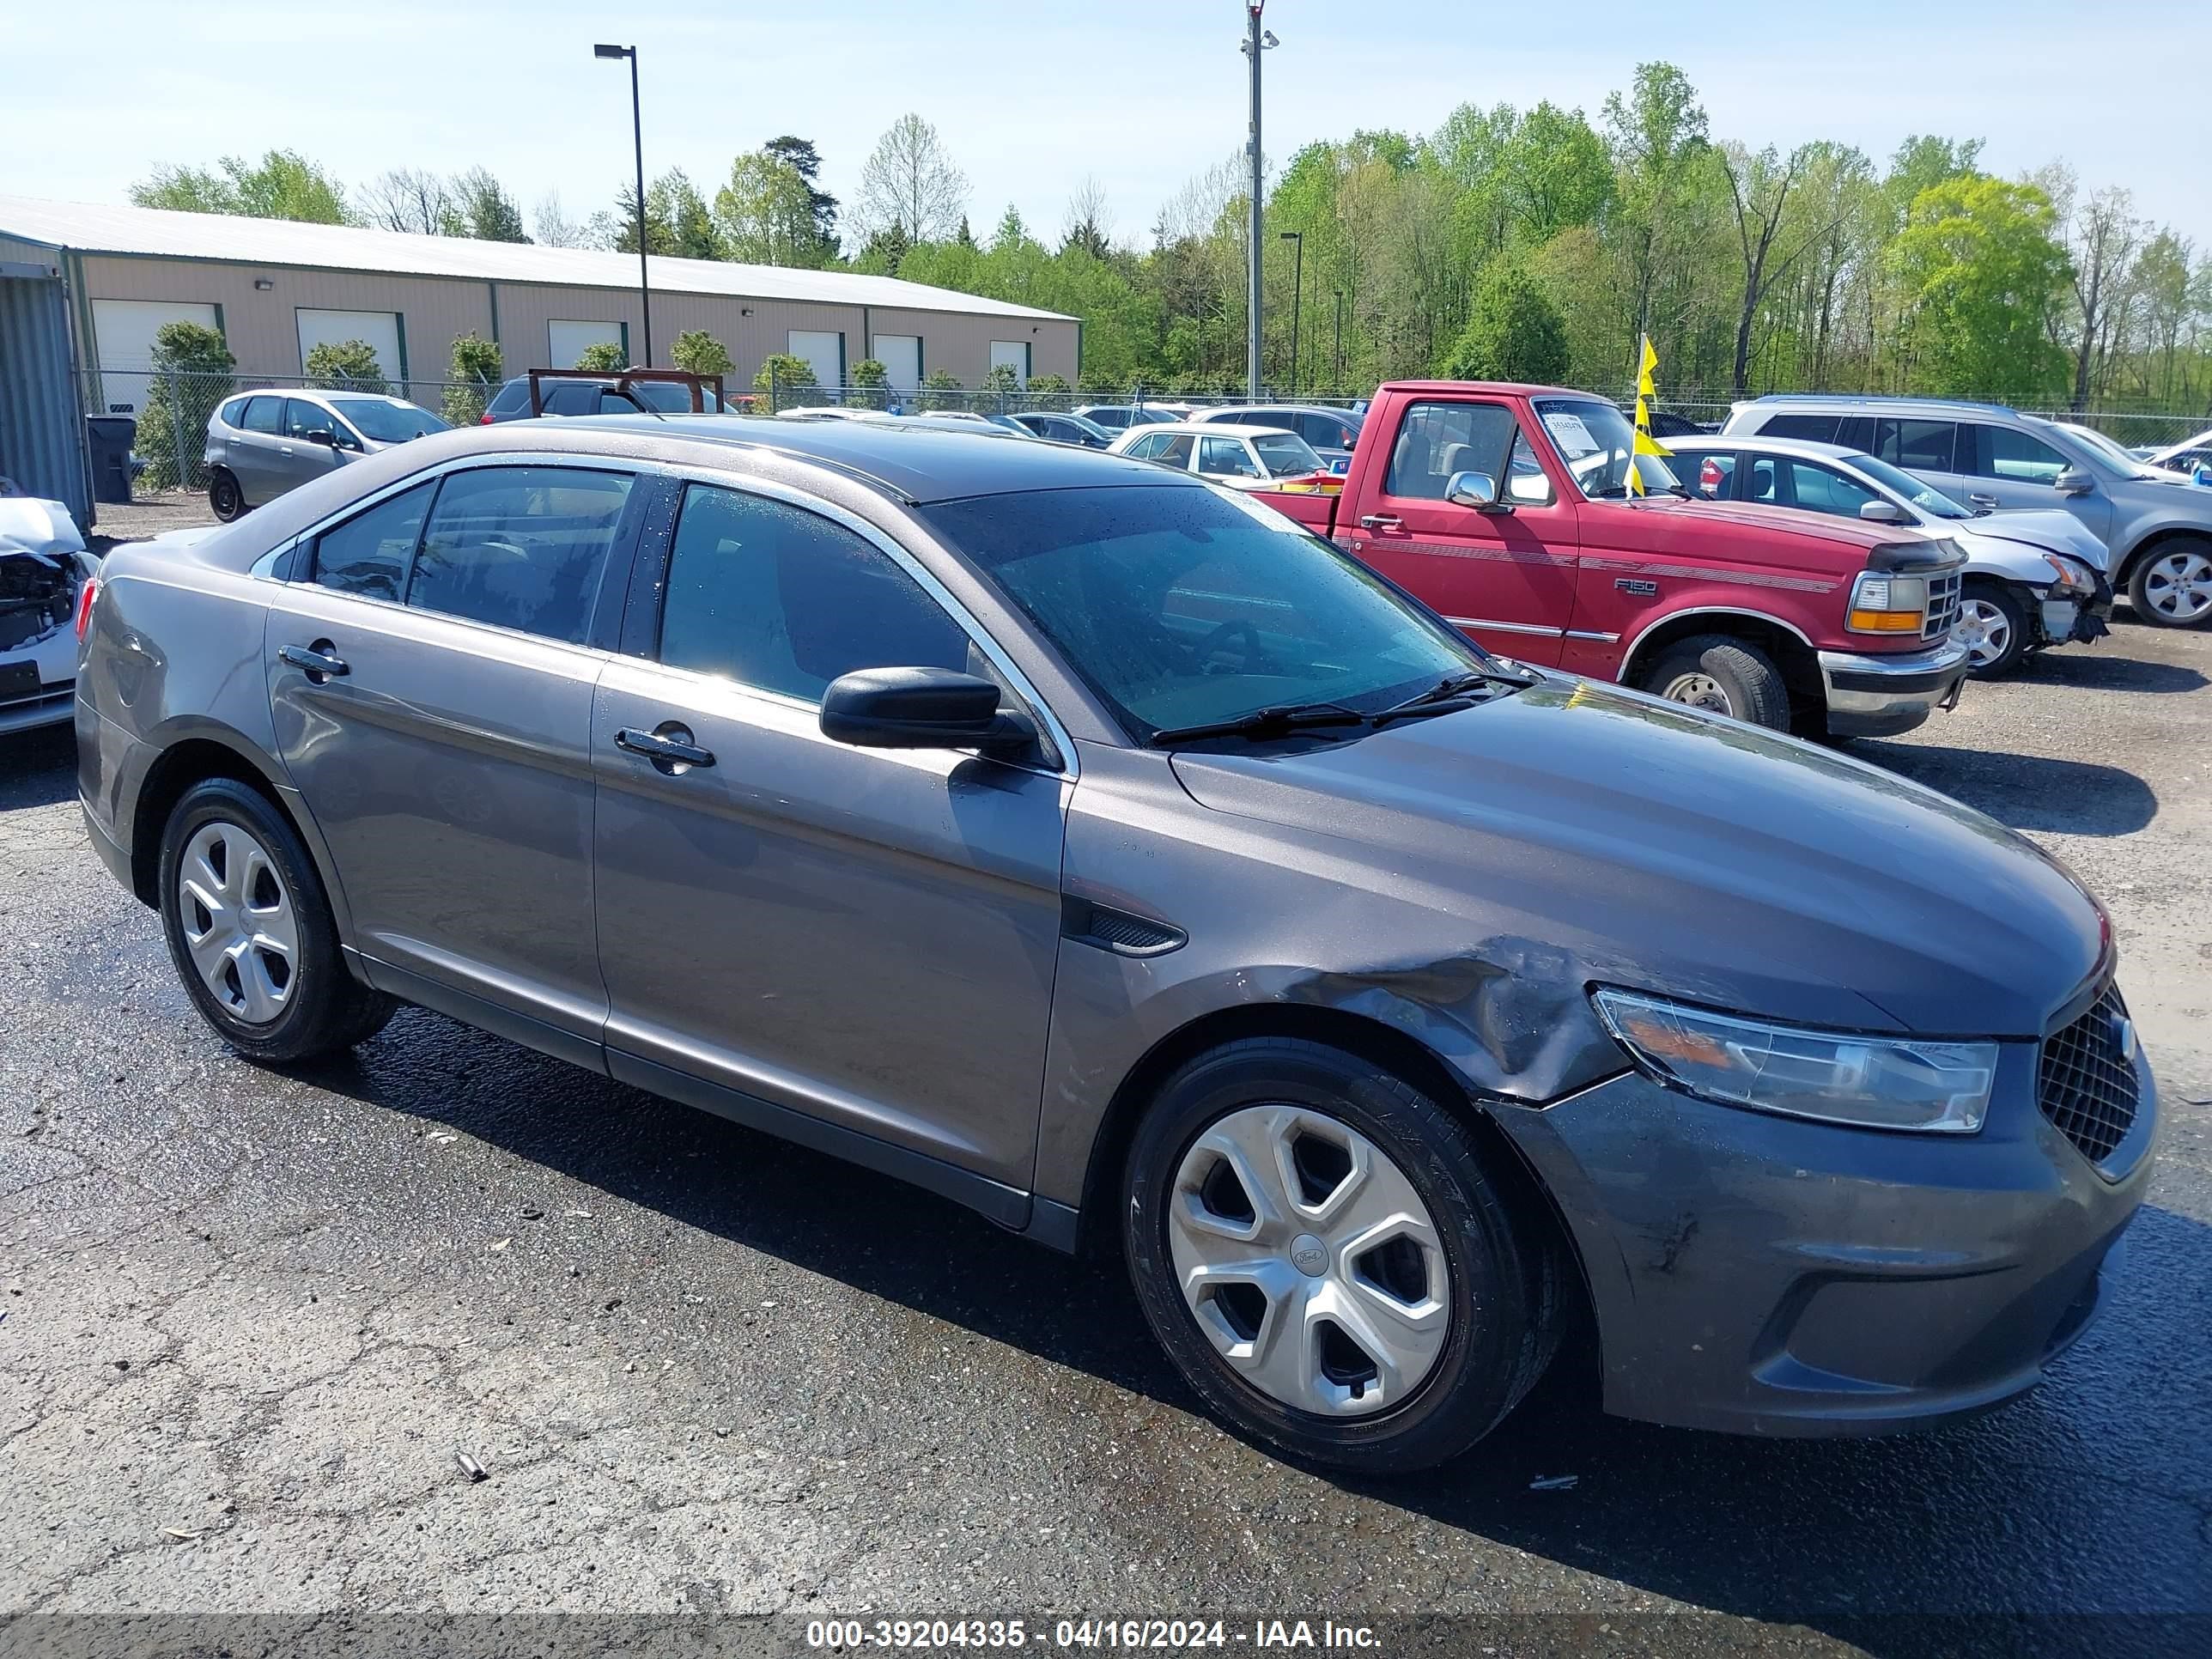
[9,0,2202,250]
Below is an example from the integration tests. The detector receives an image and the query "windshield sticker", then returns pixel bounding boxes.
[1542,411,1599,455]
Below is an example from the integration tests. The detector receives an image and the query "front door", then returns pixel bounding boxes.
[1342,397,1580,665]
[265,462,643,1040]
[591,480,1067,1192]
[1957,421,2115,540]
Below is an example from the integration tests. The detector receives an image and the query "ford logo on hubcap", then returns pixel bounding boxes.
[1290,1234,1328,1277]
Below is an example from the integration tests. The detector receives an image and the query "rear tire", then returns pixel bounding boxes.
[1640,634,1791,731]
[2127,538,2212,628]
[157,778,394,1064]
[1121,1038,1559,1474]
[208,470,246,522]
[1959,579,2032,677]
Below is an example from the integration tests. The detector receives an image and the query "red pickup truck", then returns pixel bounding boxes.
[1258,381,1971,738]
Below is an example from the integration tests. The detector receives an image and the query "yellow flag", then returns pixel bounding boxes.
[1637,335,1659,398]
[1626,336,1667,496]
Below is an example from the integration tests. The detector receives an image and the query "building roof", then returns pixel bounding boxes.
[0,195,1075,322]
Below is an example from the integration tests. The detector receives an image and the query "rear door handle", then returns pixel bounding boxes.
[278,642,349,680]
[1358,513,1403,531]
[616,725,715,771]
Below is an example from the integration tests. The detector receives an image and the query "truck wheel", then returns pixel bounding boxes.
[1121,1038,1559,1474]
[1641,635,1790,731]
[2128,538,2212,628]
[1958,579,2031,677]
[208,470,247,522]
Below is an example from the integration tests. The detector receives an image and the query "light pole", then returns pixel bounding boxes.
[1279,230,1303,397]
[1332,289,1344,395]
[1239,3,1276,399]
[594,42,651,367]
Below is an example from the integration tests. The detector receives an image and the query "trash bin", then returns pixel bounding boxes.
[85,415,137,505]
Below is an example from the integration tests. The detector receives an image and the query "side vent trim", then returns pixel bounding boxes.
[1061,896,1187,958]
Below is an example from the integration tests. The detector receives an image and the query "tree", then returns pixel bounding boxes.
[452,167,530,242]
[855,113,969,242]
[138,321,234,489]
[131,150,354,224]
[714,152,820,265]
[1888,177,2071,400]
[1062,178,1113,258]
[848,358,891,410]
[604,170,722,258]
[305,339,388,393]
[360,168,457,234]
[670,329,735,377]
[574,341,629,372]
[532,192,590,248]
[1028,372,1071,397]
[1718,142,1821,392]
[917,368,964,412]
[753,352,820,409]
[1443,259,1570,382]
[979,362,1022,402]
[1602,64,1711,353]
[763,136,840,259]
[443,333,503,425]
[2056,178,2144,408]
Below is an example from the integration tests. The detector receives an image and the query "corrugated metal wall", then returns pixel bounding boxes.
[0,262,89,530]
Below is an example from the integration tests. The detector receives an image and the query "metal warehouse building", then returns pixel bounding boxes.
[0,195,1079,523]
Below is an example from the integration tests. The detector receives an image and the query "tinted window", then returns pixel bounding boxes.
[1295,412,1349,447]
[241,396,284,434]
[543,383,599,416]
[217,397,252,429]
[406,466,632,643]
[1965,423,2068,484]
[1198,436,1260,477]
[659,485,972,702]
[286,399,350,447]
[1122,432,1164,459]
[488,380,532,414]
[1154,434,1196,468]
[1875,418,1955,471]
[1789,462,1881,518]
[1385,401,1516,499]
[1741,455,1784,505]
[312,482,434,602]
[340,401,447,442]
[1758,412,1840,443]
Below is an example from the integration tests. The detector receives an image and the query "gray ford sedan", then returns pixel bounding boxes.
[74,418,2154,1473]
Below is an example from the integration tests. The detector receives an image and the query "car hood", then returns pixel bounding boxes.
[1170,678,2105,1040]
[1960,508,2111,569]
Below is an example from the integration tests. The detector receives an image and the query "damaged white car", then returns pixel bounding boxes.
[0,488,95,737]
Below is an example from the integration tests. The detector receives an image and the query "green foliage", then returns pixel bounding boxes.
[1888,177,2072,400]
[670,330,736,377]
[442,333,504,424]
[131,150,355,223]
[848,359,891,410]
[1027,373,1071,398]
[978,362,1022,398]
[453,167,530,242]
[917,368,964,411]
[714,153,822,266]
[573,342,629,373]
[754,353,823,409]
[138,323,236,489]
[305,339,388,394]
[1444,261,1571,383]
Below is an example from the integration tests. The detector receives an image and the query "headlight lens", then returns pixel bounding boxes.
[1847,570,1929,633]
[2041,554,2096,595]
[1592,988,1998,1133]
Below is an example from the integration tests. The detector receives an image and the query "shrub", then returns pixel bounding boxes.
[753,352,822,409]
[1025,372,1070,400]
[442,332,503,425]
[848,358,891,410]
[1443,259,1570,385]
[979,362,1021,401]
[573,341,629,373]
[138,321,234,489]
[671,329,735,378]
[305,339,388,394]
[917,368,964,412]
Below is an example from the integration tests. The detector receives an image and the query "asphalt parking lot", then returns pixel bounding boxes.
[3,560,2208,1651]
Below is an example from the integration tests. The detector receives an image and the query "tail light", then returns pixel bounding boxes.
[1698,456,1723,495]
[75,575,99,641]
[479,412,495,424]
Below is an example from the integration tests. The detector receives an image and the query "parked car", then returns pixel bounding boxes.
[1071,404,1184,434]
[1107,422,1337,491]
[74,415,2154,1471]
[990,410,1114,447]
[0,492,94,735]
[1184,404,1364,471]
[204,392,448,521]
[1640,408,1714,440]
[1723,395,2212,628]
[1667,435,2111,676]
[481,374,727,422]
[1258,381,1970,739]
[2147,427,2212,479]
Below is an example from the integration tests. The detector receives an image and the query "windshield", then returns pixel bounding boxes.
[634,382,725,412]
[1841,452,1972,519]
[920,485,1487,742]
[1532,398,1679,497]
[1253,433,1324,477]
[332,399,448,443]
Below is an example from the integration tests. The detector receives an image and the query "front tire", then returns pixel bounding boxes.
[158,778,394,1063]
[1640,634,1791,731]
[2128,538,2212,628]
[207,469,246,522]
[1959,579,2032,677]
[1121,1038,1559,1473]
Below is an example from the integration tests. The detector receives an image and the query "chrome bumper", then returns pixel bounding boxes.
[1818,638,1972,738]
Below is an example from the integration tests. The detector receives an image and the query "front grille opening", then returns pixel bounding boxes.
[1207,1282,1267,1344]
[1290,1131,1353,1206]
[1354,1235,1429,1306]
[2038,988,2141,1164]
[1198,1158,1255,1225]
[1316,1319,1379,1396]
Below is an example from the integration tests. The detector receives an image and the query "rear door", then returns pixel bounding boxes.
[266,461,647,1048]
[1344,397,1579,665]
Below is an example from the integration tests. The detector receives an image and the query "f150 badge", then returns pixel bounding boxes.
[1616,577,1659,597]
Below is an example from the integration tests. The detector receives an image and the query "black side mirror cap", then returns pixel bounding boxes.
[820,666,1037,754]
[2053,468,2095,495]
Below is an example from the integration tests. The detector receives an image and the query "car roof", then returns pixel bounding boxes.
[1669,434,1863,462]
[1124,422,1301,440]
[1191,404,1357,420]
[1740,392,2021,418]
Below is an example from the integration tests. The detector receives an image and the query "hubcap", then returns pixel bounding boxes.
[1957,597,2012,667]
[2143,550,2212,623]
[176,822,299,1024]
[1660,671,1733,714]
[1167,1104,1450,1418]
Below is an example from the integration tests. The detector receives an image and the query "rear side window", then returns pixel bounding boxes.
[1295,413,1347,447]
[1384,401,1517,500]
[1153,434,1196,468]
[487,380,531,414]
[1757,412,1840,444]
[241,396,284,434]
[216,397,252,429]
[542,383,599,416]
[1875,418,1955,472]
[311,482,435,602]
[1198,436,1260,477]
[406,466,633,643]
[658,484,973,702]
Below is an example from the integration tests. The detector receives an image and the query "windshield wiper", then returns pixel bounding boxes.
[1147,702,1368,746]
[1367,669,1533,727]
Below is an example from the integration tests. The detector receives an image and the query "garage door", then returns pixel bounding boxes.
[870,335,921,393]
[549,319,627,368]
[787,330,845,391]
[90,299,221,415]
[990,341,1031,386]
[298,309,405,384]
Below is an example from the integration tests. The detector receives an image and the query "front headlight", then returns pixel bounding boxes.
[1592,988,1997,1133]
[2041,554,2096,596]
[1846,570,1929,633]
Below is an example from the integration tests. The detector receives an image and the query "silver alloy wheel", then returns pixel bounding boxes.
[176,821,300,1025]
[1167,1104,1450,1418]
[1955,596,2013,668]
[1660,670,1733,714]
[2142,549,2212,623]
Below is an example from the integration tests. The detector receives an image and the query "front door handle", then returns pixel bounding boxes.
[1967,493,1999,512]
[1358,513,1404,531]
[278,641,349,682]
[616,724,715,772]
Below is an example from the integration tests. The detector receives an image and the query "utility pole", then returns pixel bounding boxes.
[1240,3,1275,400]
[595,43,652,366]
[1280,230,1303,396]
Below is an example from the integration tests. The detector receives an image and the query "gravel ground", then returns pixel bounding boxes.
[0,598,2206,1656]
[82,493,216,556]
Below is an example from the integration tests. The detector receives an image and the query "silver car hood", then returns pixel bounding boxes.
[1957,508,2110,571]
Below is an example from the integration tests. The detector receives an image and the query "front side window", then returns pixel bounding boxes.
[1966,423,2068,485]
[921,485,1486,743]
[241,396,284,434]
[659,485,973,702]
[1789,462,1881,518]
[1198,436,1261,477]
[1385,401,1517,500]
[406,466,632,643]
[311,481,434,602]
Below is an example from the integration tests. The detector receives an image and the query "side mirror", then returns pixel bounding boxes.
[1857,499,1910,524]
[302,428,336,447]
[1444,469,1505,512]
[820,666,1036,754]
[2054,468,2094,496]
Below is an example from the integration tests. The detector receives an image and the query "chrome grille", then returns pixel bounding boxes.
[2038,987,2141,1165]
[1923,569,1961,640]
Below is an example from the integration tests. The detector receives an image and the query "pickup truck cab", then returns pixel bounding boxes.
[1258,381,1971,738]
